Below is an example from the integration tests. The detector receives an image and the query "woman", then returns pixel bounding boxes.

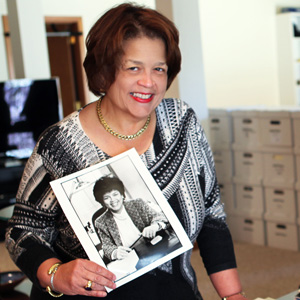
[93,176,169,261]
[6,3,249,300]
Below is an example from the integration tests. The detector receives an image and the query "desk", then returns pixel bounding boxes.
[106,230,181,281]
[133,230,181,270]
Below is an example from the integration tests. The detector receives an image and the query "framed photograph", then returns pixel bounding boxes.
[50,148,193,290]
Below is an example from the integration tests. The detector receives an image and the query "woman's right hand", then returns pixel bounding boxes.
[112,246,132,260]
[37,258,116,297]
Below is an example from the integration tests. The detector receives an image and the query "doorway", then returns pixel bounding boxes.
[2,16,89,117]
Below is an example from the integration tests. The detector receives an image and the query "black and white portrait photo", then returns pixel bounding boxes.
[50,148,192,290]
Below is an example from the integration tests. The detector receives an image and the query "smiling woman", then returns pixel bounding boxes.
[99,36,168,131]
[6,3,248,300]
[92,176,169,262]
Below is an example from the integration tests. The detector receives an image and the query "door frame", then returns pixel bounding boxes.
[2,15,90,109]
[45,16,89,108]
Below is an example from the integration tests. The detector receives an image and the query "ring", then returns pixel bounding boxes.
[84,280,93,291]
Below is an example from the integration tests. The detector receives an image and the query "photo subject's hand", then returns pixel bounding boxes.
[115,246,132,260]
[46,259,116,297]
[142,224,159,239]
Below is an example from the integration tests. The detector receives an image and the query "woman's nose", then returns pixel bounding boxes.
[137,72,154,87]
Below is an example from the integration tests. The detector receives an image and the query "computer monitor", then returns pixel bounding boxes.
[0,77,63,159]
[0,77,63,208]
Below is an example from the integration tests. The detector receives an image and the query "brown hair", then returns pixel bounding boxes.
[83,3,181,96]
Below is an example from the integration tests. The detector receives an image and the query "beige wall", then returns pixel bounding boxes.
[198,0,300,108]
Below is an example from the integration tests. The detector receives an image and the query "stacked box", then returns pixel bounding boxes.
[295,150,300,245]
[233,147,264,185]
[226,213,265,245]
[232,110,262,149]
[212,148,233,183]
[259,109,293,148]
[261,148,295,188]
[219,182,235,213]
[208,109,235,217]
[291,110,300,153]
[234,182,264,218]
[259,108,299,250]
[264,186,297,223]
[266,221,298,251]
[292,111,300,250]
[210,107,300,250]
[208,108,233,149]
[230,109,266,245]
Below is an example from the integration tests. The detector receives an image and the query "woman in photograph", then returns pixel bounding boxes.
[6,3,249,300]
[93,176,169,262]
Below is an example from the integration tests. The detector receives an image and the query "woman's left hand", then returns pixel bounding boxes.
[142,224,159,239]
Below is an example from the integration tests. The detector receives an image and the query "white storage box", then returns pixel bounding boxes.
[232,147,263,184]
[226,213,265,245]
[262,148,295,187]
[264,186,297,223]
[291,110,300,151]
[266,221,298,251]
[212,148,233,183]
[232,110,261,149]
[219,182,235,213]
[234,183,264,218]
[259,109,292,148]
[208,109,232,149]
[296,152,300,189]
[296,189,300,224]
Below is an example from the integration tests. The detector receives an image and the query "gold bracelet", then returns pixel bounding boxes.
[46,263,63,298]
[222,291,246,300]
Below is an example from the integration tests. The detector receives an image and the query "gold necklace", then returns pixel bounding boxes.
[96,97,151,141]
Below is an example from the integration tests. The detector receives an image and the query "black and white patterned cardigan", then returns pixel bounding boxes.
[6,98,236,299]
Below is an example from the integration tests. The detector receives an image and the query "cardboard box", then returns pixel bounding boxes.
[259,109,292,148]
[232,110,261,149]
[234,182,264,218]
[266,221,298,251]
[264,185,297,223]
[226,213,265,246]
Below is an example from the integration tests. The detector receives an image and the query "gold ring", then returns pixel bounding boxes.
[84,280,93,291]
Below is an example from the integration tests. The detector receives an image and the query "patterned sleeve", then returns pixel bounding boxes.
[5,131,62,288]
[193,113,237,275]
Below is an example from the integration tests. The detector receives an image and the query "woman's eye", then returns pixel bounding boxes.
[155,67,165,72]
[128,67,138,71]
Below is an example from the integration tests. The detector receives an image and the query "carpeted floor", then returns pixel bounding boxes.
[191,241,300,300]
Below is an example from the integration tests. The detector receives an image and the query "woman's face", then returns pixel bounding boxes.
[104,36,168,120]
[102,189,124,213]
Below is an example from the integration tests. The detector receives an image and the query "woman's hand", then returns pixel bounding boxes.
[37,258,116,297]
[112,246,132,260]
[142,224,159,239]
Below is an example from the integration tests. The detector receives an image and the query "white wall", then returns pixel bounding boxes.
[199,0,300,108]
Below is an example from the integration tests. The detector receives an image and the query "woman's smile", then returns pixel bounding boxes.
[103,190,124,213]
[130,92,154,103]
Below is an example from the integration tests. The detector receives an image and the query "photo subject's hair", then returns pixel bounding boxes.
[93,176,125,206]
